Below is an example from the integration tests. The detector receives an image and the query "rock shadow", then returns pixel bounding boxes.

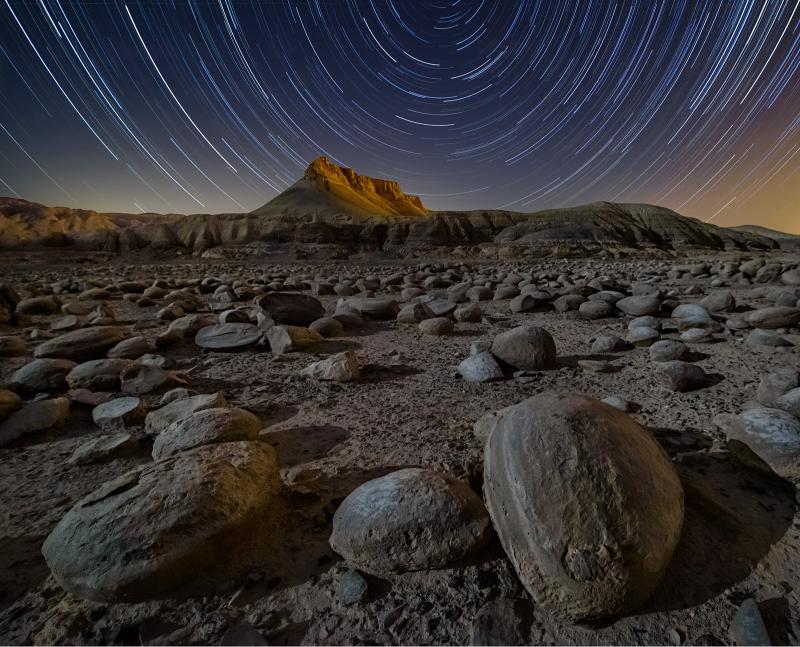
[360,363,424,383]
[0,534,49,611]
[643,450,795,614]
[260,425,350,468]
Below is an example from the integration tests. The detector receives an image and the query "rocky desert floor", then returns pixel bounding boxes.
[0,249,799,646]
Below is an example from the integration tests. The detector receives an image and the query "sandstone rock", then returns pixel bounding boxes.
[330,468,491,574]
[66,359,134,392]
[649,340,690,362]
[106,336,153,359]
[458,352,505,383]
[745,306,800,330]
[120,363,183,395]
[255,292,324,325]
[11,358,76,394]
[699,290,735,312]
[722,407,800,484]
[483,393,683,621]
[145,392,227,435]
[491,325,556,371]
[0,388,22,421]
[616,295,660,316]
[626,326,660,347]
[301,351,360,382]
[309,317,344,338]
[509,293,538,313]
[454,303,482,322]
[195,323,261,350]
[756,369,800,406]
[16,295,59,315]
[34,326,130,362]
[671,303,714,330]
[591,334,628,354]
[0,397,70,446]
[579,300,614,320]
[397,303,435,324]
[92,397,146,431]
[658,361,711,392]
[746,329,791,347]
[266,325,322,354]
[152,407,262,460]
[69,432,138,465]
[42,441,280,601]
[419,317,454,336]
[680,327,713,343]
[340,297,399,320]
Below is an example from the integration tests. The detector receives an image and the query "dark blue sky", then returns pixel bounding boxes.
[1,1,799,231]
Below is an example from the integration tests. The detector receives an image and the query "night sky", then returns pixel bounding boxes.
[1,1,799,232]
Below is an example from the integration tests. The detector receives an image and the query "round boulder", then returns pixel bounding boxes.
[330,468,491,575]
[42,441,280,602]
[483,393,684,621]
[491,325,557,371]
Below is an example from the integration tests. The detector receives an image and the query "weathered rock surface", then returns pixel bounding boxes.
[151,407,262,460]
[491,325,557,371]
[92,397,146,431]
[330,468,491,575]
[301,352,360,382]
[483,393,684,621]
[144,392,228,435]
[11,358,76,394]
[42,441,280,601]
[34,326,130,362]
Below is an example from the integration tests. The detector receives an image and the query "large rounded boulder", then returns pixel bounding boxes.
[490,325,557,371]
[329,468,491,575]
[34,326,130,362]
[483,392,684,621]
[42,441,279,602]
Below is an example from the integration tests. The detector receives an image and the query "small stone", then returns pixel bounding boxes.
[616,294,660,316]
[151,407,262,460]
[591,334,628,354]
[335,569,368,606]
[0,388,22,421]
[729,598,771,646]
[457,352,505,382]
[145,392,227,435]
[34,326,130,362]
[419,317,454,336]
[470,598,526,646]
[92,397,146,431]
[301,352,360,382]
[578,359,614,373]
[266,325,322,354]
[657,361,711,392]
[746,329,791,347]
[491,325,557,371]
[649,340,690,362]
[11,358,76,394]
[309,317,344,338]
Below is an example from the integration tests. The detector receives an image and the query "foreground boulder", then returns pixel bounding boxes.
[151,407,262,460]
[42,442,280,602]
[330,468,491,575]
[491,325,557,371]
[34,326,130,362]
[483,393,683,621]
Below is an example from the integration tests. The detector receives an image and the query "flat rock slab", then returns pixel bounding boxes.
[145,392,228,435]
[42,441,280,602]
[195,323,261,350]
[152,407,262,460]
[34,326,130,362]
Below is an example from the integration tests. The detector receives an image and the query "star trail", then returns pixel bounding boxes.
[1,0,799,231]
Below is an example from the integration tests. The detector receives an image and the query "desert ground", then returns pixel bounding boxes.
[0,248,799,646]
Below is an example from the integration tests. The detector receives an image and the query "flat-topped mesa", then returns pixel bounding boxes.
[303,156,426,216]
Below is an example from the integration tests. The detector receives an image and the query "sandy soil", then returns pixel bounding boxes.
[0,251,798,645]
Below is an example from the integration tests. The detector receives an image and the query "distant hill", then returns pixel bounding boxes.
[730,224,800,250]
[0,158,785,254]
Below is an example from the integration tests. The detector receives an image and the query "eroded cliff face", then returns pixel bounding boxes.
[302,156,426,217]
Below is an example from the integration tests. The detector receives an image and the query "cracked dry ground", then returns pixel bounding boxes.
[0,254,799,646]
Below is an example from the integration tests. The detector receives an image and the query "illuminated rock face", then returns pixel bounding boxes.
[42,441,280,602]
[303,156,426,217]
